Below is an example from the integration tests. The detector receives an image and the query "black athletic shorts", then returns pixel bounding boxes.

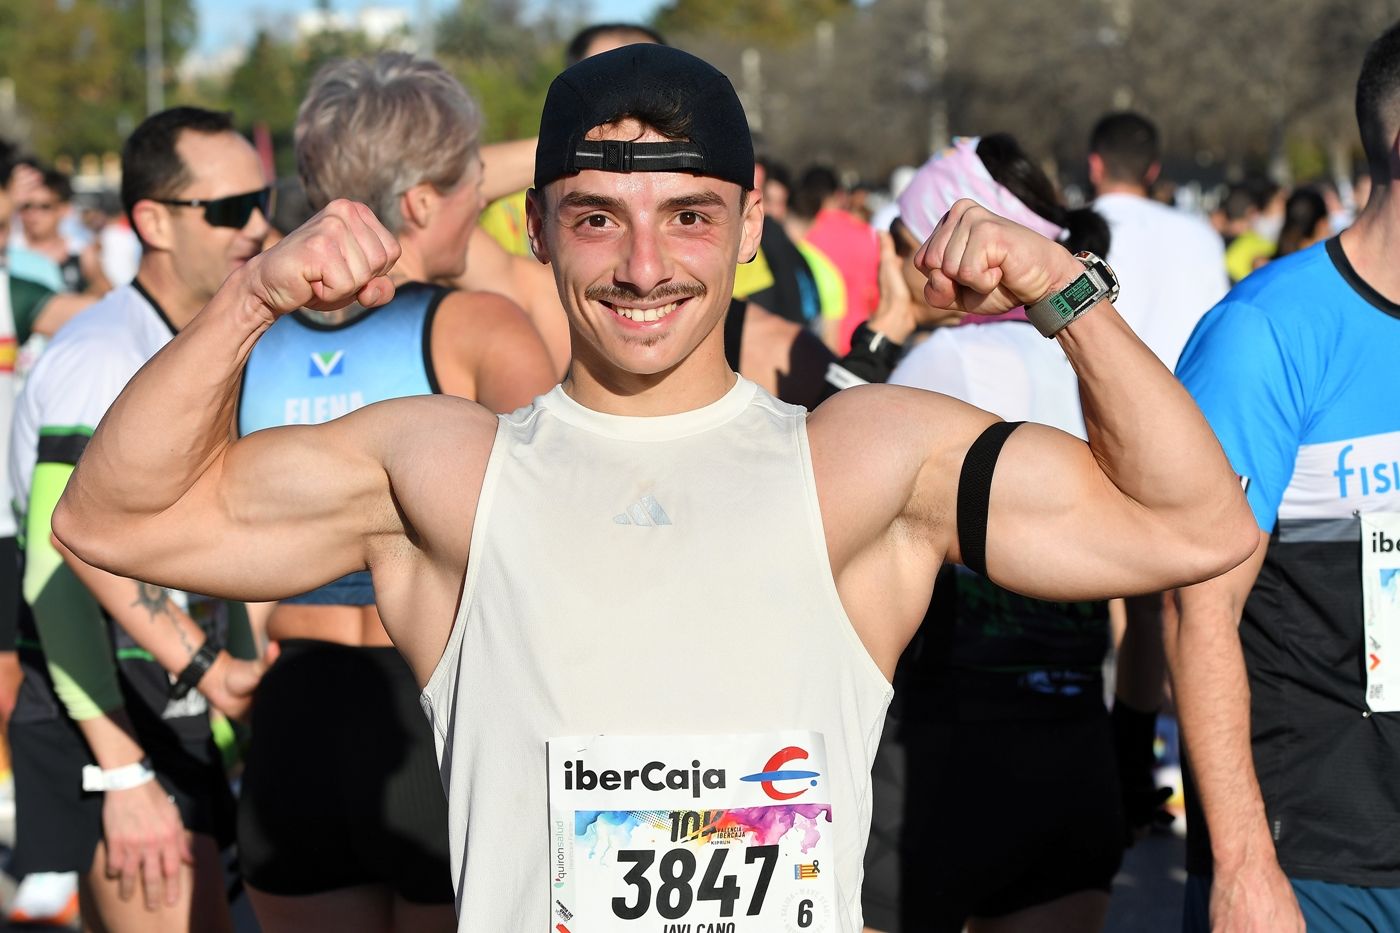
[9,678,235,876]
[237,639,453,904]
[861,712,1125,932]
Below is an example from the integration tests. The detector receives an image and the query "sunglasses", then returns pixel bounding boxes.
[156,186,274,229]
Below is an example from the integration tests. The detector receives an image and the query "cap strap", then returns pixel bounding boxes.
[569,140,707,175]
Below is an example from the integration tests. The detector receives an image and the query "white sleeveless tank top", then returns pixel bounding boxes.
[421,377,893,932]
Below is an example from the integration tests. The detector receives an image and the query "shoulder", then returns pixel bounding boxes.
[434,289,537,339]
[356,393,498,463]
[9,273,55,307]
[809,382,992,463]
[1221,242,1336,316]
[31,289,146,375]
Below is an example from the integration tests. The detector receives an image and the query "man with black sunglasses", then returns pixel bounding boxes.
[7,106,269,933]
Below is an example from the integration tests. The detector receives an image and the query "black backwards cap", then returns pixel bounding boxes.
[533,44,754,192]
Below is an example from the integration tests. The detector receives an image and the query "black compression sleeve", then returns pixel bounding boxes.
[956,421,1024,579]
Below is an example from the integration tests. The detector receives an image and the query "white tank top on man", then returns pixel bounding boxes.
[421,376,894,932]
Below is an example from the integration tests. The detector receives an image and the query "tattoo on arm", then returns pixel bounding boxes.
[131,583,197,657]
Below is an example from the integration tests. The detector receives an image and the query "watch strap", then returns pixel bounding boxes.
[82,758,155,792]
[1025,253,1115,338]
[170,635,220,700]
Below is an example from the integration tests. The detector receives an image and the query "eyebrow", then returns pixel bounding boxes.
[659,190,729,212]
[556,192,626,213]
[554,188,731,214]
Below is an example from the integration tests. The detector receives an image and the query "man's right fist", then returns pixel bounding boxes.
[241,199,400,322]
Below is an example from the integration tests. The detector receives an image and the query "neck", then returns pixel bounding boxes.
[1339,185,1400,304]
[563,327,737,417]
[133,256,206,331]
[1095,180,1149,198]
[389,236,430,286]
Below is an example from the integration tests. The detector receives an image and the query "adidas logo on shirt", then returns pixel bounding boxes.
[613,496,671,527]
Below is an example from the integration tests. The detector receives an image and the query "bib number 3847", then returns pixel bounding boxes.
[547,732,837,932]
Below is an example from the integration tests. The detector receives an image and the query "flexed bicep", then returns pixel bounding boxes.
[966,422,1247,601]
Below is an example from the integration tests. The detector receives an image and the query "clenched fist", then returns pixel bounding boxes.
[914,199,1083,319]
[240,200,401,322]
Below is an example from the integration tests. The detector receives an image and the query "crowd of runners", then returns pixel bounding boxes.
[0,14,1395,933]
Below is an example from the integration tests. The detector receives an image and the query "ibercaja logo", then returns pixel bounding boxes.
[740,746,821,801]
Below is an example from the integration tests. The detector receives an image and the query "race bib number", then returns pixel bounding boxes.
[548,732,837,933]
[1363,514,1400,712]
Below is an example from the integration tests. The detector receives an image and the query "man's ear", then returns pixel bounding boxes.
[131,200,174,252]
[525,188,551,265]
[1145,161,1162,187]
[400,182,436,232]
[1087,153,1105,188]
[738,188,764,264]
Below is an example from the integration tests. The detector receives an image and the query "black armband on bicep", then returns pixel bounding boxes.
[956,421,1025,578]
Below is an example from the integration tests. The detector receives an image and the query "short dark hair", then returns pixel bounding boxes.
[791,165,839,219]
[1275,186,1328,258]
[977,133,1110,257]
[1357,19,1400,184]
[38,168,73,203]
[758,157,791,194]
[565,23,667,68]
[1089,111,1160,186]
[120,106,236,232]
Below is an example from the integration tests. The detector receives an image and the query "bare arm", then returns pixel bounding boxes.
[54,202,496,681]
[479,137,537,203]
[925,201,1257,597]
[55,539,263,719]
[812,201,1257,675]
[1166,532,1304,931]
[33,292,96,335]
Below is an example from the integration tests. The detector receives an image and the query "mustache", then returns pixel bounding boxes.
[584,282,707,304]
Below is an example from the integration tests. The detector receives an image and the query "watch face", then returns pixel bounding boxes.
[1047,273,1098,320]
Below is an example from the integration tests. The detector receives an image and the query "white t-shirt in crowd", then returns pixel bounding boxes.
[1093,192,1228,371]
[889,320,1086,440]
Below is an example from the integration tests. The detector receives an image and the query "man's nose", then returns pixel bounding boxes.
[613,223,673,297]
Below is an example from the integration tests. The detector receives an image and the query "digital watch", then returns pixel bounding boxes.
[1024,251,1120,338]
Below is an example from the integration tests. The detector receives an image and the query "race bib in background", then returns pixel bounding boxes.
[548,731,837,933]
[1362,514,1400,711]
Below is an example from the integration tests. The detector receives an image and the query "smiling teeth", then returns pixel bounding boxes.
[614,301,681,322]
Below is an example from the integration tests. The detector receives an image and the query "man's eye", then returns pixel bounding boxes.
[678,211,700,226]
[585,214,609,228]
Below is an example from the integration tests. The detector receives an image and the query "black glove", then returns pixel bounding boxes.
[1111,699,1174,843]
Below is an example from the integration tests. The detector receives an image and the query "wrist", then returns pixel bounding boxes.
[1210,813,1278,874]
[170,635,222,700]
[82,757,155,792]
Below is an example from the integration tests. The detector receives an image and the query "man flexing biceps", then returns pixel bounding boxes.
[55,47,1256,932]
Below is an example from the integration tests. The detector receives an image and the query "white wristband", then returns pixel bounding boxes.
[82,759,156,792]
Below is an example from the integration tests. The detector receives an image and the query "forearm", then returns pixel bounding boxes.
[1059,302,1247,543]
[75,707,147,769]
[63,274,267,528]
[1116,592,1167,711]
[480,137,537,202]
[57,541,209,678]
[1166,578,1275,872]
